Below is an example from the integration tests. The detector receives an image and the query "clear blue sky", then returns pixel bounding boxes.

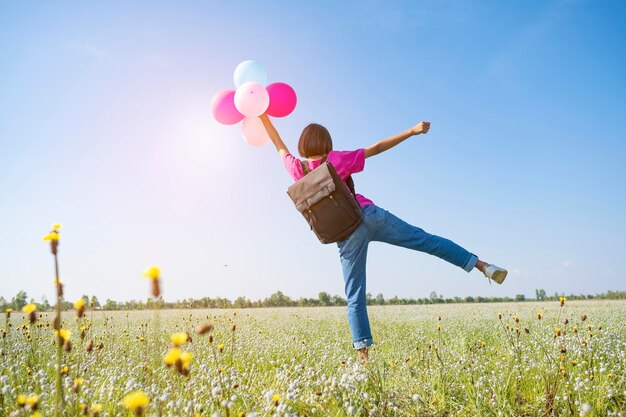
[1,1,625,304]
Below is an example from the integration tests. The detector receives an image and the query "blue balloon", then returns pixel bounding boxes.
[233,60,267,87]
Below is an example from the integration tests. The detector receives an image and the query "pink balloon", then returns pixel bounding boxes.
[234,82,270,117]
[266,82,297,117]
[241,117,270,147]
[211,90,244,125]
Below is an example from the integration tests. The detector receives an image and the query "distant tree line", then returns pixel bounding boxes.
[1,289,625,312]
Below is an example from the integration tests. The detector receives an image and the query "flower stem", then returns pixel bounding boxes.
[54,252,65,417]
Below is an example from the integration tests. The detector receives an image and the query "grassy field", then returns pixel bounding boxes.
[2,301,625,416]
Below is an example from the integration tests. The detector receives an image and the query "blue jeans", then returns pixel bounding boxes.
[337,204,478,349]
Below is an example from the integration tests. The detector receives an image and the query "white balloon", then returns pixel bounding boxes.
[233,60,267,87]
[234,82,270,117]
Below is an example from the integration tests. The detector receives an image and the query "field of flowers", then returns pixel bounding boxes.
[2,300,625,417]
[2,226,625,416]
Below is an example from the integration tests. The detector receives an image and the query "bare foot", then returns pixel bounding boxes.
[357,347,369,364]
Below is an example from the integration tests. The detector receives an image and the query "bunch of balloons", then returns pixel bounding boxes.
[211,60,297,147]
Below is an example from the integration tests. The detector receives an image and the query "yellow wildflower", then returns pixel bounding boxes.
[180,351,192,367]
[17,394,27,406]
[143,266,161,297]
[22,304,38,323]
[22,304,37,314]
[537,311,542,320]
[59,328,71,341]
[218,343,225,352]
[52,223,62,231]
[272,393,280,406]
[91,404,102,413]
[72,378,84,393]
[26,394,38,407]
[75,299,86,318]
[181,352,192,375]
[164,348,182,366]
[43,231,59,241]
[559,297,566,307]
[123,391,149,413]
[170,332,188,346]
[142,266,160,280]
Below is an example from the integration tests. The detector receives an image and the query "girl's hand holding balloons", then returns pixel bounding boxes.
[211,60,297,147]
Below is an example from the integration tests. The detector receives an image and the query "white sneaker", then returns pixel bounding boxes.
[484,265,508,284]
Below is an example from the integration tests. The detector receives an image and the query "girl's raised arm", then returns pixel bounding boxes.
[259,114,290,158]
[364,121,430,158]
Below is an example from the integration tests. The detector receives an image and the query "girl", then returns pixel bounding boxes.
[259,114,508,364]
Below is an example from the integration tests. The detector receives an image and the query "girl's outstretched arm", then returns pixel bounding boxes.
[259,113,290,158]
[364,121,430,158]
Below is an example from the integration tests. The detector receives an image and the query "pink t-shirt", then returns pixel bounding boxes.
[282,149,374,208]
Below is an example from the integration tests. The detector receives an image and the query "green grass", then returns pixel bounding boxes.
[2,301,625,416]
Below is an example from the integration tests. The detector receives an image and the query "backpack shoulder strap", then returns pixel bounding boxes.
[322,155,357,196]
[300,160,310,175]
[346,175,356,196]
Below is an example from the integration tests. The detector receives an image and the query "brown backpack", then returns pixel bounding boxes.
[287,156,363,244]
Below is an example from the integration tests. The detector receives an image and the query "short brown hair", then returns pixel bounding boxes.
[298,123,333,158]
